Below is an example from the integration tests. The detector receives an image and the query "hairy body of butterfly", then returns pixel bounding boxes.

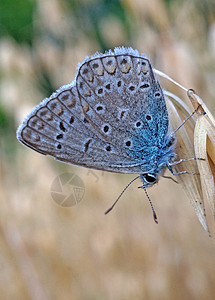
[17,47,177,189]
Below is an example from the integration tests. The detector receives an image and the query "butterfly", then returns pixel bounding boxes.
[17,47,179,221]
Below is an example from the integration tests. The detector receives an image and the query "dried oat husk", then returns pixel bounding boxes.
[155,69,215,238]
[188,90,215,236]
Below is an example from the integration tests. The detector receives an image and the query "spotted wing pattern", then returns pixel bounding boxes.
[17,47,169,174]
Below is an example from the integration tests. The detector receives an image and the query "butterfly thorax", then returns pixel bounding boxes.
[140,135,176,187]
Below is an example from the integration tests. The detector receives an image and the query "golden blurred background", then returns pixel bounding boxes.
[1,0,215,299]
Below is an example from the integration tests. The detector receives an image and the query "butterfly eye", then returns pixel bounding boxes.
[144,174,156,183]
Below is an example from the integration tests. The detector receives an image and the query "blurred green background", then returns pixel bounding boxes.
[1,0,215,299]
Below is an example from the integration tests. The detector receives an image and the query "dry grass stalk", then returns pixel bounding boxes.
[157,70,215,238]
[188,90,215,237]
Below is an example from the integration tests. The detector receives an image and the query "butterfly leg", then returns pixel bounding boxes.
[168,157,205,166]
[168,168,199,176]
[167,159,203,176]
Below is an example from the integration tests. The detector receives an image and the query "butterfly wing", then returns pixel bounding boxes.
[17,47,169,174]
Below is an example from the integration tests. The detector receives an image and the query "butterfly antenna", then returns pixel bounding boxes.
[104,176,140,215]
[142,186,158,224]
[171,105,201,136]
